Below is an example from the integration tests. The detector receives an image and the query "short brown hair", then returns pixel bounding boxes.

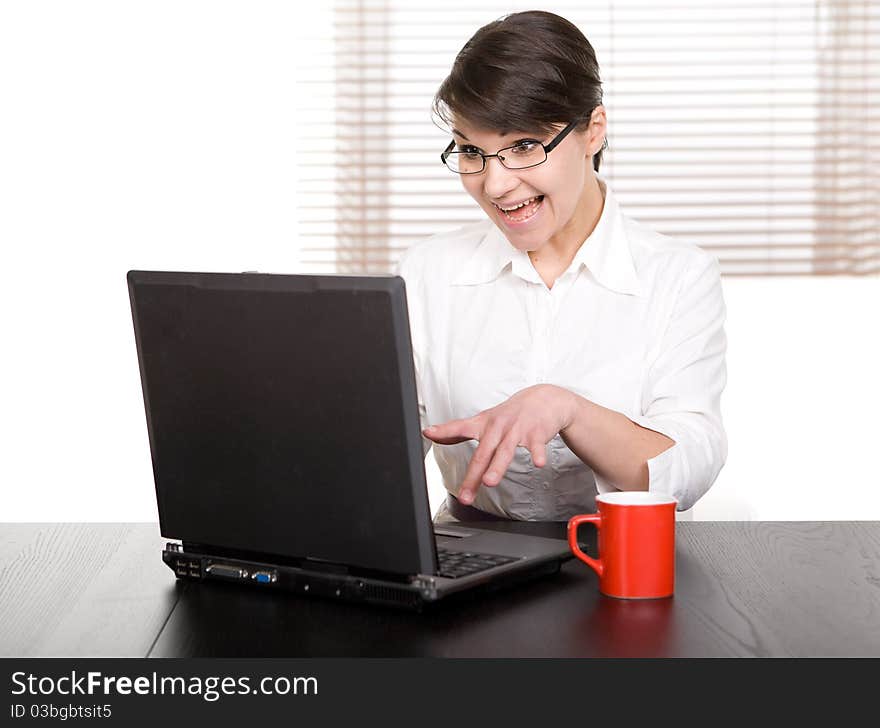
[433,10,607,171]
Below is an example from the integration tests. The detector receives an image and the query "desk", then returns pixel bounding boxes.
[1,522,879,657]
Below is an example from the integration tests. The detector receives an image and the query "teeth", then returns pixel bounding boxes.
[496,196,540,212]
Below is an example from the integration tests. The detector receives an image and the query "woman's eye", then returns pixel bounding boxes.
[511,141,540,154]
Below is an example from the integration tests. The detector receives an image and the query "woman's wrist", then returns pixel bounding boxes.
[556,385,589,433]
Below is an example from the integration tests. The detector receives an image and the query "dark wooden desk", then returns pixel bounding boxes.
[2,522,879,657]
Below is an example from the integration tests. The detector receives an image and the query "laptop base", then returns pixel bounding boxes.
[163,542,564,612]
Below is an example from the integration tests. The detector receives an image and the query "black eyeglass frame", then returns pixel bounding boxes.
[440,117,584,174]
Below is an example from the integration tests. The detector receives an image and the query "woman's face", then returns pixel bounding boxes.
[450,110,605,254]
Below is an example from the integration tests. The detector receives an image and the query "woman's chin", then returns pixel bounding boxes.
[504,227,548,252]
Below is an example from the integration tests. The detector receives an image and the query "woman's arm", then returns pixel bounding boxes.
[560,394,675,491]
[422,383,672,504]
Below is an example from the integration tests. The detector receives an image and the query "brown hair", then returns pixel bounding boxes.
[433,10,607,172]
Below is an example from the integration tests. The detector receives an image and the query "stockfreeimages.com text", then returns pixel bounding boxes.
[10,671,318,702]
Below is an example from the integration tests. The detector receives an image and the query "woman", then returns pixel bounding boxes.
[397,11,727,523]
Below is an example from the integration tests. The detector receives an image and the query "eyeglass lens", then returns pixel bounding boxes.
[445,143,547,173]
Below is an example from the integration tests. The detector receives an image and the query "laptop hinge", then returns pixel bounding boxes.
[411,575,438,590]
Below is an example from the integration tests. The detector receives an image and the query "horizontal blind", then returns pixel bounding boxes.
[296,0,880,275]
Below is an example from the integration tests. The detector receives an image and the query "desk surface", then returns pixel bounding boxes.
[2,521,879,657]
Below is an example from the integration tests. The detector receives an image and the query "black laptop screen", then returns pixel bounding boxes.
[127,271,436,576]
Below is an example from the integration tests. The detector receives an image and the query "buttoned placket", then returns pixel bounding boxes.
[545,268,580,518]
[535,285,552,385]
[531,274,565,516]
[512,257,586,519]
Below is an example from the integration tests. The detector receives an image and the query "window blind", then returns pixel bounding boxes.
[295,0,880,276]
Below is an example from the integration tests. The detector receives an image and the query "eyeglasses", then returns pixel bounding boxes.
[440,118,583,175]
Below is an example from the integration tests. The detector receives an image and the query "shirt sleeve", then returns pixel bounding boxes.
[596,251,728,511]
[395,251,433,459]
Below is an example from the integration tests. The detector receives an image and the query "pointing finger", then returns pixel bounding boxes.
[423,418,480,445]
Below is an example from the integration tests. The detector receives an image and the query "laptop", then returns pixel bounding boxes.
[127,270,573,610]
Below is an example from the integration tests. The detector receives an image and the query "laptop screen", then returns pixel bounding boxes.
[127,271,437,576]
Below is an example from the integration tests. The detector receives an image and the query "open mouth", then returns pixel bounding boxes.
[494,195,544,224]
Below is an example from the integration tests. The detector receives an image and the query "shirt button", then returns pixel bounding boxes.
[542,481,549,490]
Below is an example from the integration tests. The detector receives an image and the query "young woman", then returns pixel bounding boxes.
[397,11,727,522]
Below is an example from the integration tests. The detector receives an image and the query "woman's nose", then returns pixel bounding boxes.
[481,157,519,199]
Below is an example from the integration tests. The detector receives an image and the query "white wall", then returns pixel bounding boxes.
[0,2,320,521]
[2,3,878,522]
[693,277,880,520]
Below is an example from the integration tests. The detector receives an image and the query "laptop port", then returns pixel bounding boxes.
[206,564,247,579]
[251,570,277,584]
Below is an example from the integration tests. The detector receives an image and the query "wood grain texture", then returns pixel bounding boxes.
[0,523,183,656]
[674,522,880,656]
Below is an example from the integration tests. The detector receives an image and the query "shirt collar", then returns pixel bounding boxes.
[450,178,643,297]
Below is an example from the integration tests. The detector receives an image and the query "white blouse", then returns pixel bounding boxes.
[396,177,727,518]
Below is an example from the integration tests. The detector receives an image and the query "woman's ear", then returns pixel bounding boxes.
[586,105,608,157]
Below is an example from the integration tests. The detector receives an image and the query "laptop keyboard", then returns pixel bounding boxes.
[436,546,518,579]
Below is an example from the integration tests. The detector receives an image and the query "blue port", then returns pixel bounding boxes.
[253,572,271,583]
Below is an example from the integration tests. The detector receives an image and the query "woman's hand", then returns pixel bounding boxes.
[422,384,578,505]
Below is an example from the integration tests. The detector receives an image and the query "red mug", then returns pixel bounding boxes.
[567,491,677,599]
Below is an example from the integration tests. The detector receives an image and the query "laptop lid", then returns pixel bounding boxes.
[127,270,437,577]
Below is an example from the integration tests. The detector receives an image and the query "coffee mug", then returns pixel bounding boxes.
[567,491,677,599]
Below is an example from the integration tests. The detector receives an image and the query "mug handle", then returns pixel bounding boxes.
[567,514,604,577]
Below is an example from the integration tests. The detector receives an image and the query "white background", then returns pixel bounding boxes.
[1,2,877,522]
